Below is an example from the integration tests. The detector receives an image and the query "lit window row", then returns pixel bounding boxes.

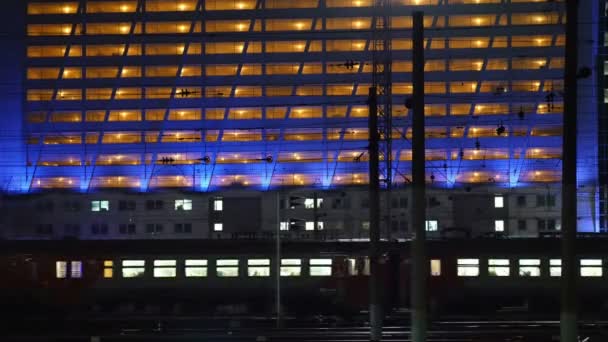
[27,125,561,146]
[25,80,563,101]
[26,102,563,124]
[33,147,561,169]
[26,36,564,58]
[25,58,564,80]
[95,258,329,279]
[458,258,603,278]
[31,169,559,190]
[29,0,562,15]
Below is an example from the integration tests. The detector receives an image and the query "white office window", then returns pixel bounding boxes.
[280,222,289,231]
[122,260,145,278]
[91,200,109,212]
[425,220,438,232]
[281,259,302,276]
[457,258,479,277]
[217,259,239,277]
[581,259,603,277]
[175,199,192,211]
[494,220,505,232]
[430,259,441,276]
[519,259,541,277]
[304,198,323,209]
[310,258,332,276]
[488,259,510,276]
[56,261,67,279]
[550,259,562,277]
[213,198,223,211]
[153,260,177,278]
[185,259,208,277]
[305,221,324,231]
[494,196,504,208]
[248,259,270,277]
[213,223,223,231]
[70,261,82,278]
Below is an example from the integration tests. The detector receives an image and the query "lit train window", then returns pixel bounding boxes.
[248,259,270,277]
[457,259,479,277]
[281,259,301,276]
[103,260,113,278]
[310,258,332,276]
[217,259,239,277]
[581,259,602,277]
[488,259,510,277]
[153,260,177,278]
[56,261,67,278]
[122,260,145,278]
[519,259,541,277]
[70,261,82,278]
[185,259,208,277]
[430,259,441,276]
[550,259,561,277]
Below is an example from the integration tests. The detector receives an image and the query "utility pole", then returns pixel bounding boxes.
[276,192,282,328]
[561,0,578,341]
[368,86,382,342]
[411,11,427,342]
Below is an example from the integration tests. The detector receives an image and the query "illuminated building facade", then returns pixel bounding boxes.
[0,0,604,238]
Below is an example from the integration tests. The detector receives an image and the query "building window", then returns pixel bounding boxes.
[213,223,223,231]
[248,259,271,277]
[494,220,505,232]
[64,200,81,212]
[122,260,145,278]
[361,221,370,230]
[175,199,192,211]
[430,259,441,276]
[538,219,547,231]
[92,223,109,235]
[309,258,332,276]
[304,198,323,209]
[103,260,113,278]
[519,259,541,277]
[457,259,479,277]
[517,195,527,207]
[213,198,223,211]
[305,221,324,231]
[581,259,603,277]
[425,220,438,232]
[361,198,369,208]
[146,200,164,210]
[91,200,109,212]
[281,259,302,276]
[119,223,136,234]
[56,261,67,279]
[488,259,510,276]
[547,194,556,207]
[70,261,82,278]
[64,224,80,236]
[185,259,208,277]
[146,224,163,234]
[518,220,527,231]
[280,222,289,231]
[216,259,239,277]
[174,223,192,233]
[550,259,561,277]
[536,195,546,207]
[494,195,504,208]
[399,197,408,208]
[153,260,177,278]
[118,200,136,211]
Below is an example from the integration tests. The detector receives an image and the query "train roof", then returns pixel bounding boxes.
[0,237,606,257]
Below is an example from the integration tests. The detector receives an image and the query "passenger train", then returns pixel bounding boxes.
[2,238,608,320]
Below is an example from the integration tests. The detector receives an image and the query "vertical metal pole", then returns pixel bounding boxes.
[561,0,578,341]
[276,192,282,328]
[411,11,427,342]
[368,86,382,341]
